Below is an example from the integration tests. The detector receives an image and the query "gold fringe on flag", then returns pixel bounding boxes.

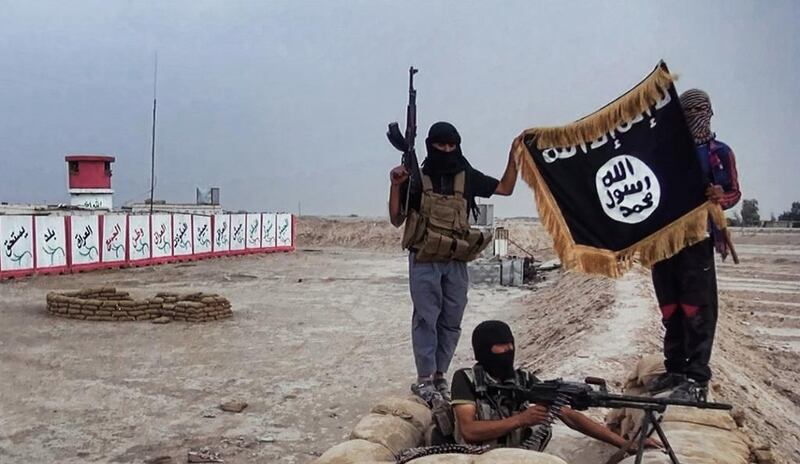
[512,62,729,278]
[526,62,676,150]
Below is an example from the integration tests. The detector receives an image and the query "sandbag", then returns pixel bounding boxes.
[371,396,433,432]
[546,424,618,463]
[659,421,750,464]
[474,448,568,464]
[612,356,749,464]
[312,439,394,464]
[351,412,423,455]
[630,354,666,389]
[407,454,475,464]
[619,452,672,464]
[661,405,737,431]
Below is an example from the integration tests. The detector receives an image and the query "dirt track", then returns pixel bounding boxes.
[0,248,531,463]
[1,219,798,463]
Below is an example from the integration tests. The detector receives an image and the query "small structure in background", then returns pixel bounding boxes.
[469,204,494,229]
[467,208,554,288]
[121,200,222,215]
[65,154,115,210]
[196,187,220,206]
[123,187,223,215]
[494,227,509,257]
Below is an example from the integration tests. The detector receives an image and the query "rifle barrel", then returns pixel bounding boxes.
[596,393,732,410]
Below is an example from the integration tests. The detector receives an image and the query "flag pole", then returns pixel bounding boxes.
[148,52,158,215]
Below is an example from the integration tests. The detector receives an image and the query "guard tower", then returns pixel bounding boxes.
[65,154,115,210]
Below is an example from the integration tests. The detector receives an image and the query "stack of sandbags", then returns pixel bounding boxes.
[605,354,665,438]
[314,396,429,463]
[45,288,233,323]
[156,292,233,322]
[405,449,568,463]
[609,354,750,464]
[171,295,232,322]
[313,396,569,464]
[312,439,396,463]
[46,288,143,321]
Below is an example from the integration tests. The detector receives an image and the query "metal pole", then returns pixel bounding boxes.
[149,52,158,215]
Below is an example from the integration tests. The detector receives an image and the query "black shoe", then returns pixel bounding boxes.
[411,381,442,406]
[669,379,709,402]
[434,378,451,402]
[648,372,687,393]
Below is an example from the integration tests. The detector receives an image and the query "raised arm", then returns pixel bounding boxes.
[388,165,409,227]
[494,148,518,196]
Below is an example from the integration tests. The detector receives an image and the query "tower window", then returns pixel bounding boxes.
[69,161,79,174]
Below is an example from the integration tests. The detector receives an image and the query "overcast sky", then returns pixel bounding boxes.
[1,1,797,218]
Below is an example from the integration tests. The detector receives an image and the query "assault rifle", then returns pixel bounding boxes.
[491,376,732,464]
[387,66,422,216]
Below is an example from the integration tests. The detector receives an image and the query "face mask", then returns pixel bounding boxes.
[422,139,466,175]
[421,121,469,175]
[472,320,516,380]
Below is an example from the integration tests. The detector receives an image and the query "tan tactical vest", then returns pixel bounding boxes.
[401,171,492,262]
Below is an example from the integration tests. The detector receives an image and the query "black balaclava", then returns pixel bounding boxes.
[421,121,480,219]
[472,320,516,381]
[421,121,469,176]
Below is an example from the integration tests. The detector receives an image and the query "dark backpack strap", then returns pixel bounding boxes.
[516,368,540,388]
[421,174,434,192]
[453,171,466,195]
[472,364,488,396]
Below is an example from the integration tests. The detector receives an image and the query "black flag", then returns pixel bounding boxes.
[512,62,726,277]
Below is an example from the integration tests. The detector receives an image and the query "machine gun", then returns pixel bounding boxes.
[387,66,421,217]
[490,376,732,464]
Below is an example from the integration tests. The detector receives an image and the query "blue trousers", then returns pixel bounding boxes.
[408,252,469,378]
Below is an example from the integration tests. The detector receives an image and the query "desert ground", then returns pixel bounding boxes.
[0,217,797,463]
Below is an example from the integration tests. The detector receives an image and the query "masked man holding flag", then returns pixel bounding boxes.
[388,122,518,402]
[648,89,742,401]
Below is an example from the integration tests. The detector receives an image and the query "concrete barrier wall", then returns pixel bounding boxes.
[262,213,277,249]
[193,214,213,256]
[213,213,230,254]
[0,212,295,279]
[1,215,35,277]
[230,213,247,253]
[128,214,152,263]
[69,215,102,270]
[276,213,293,249]
[151,214,173,263]
[35,216,68,273]
[102,214,127,264]
[246,213,262,250]
[173,214,193,257]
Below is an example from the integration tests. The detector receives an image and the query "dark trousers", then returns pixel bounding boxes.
[651,238,718,382]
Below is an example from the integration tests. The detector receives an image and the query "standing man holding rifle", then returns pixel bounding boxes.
[386,67,520,403]
[648,89,742,401]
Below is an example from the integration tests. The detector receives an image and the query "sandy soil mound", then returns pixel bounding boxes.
[505,230,800,464]
[297,216,403,250]
[297,216,556,260]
